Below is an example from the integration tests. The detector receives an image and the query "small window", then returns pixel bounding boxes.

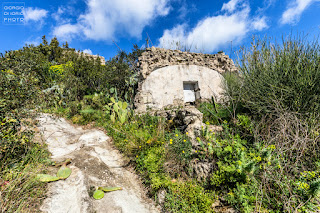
[183,81,200,103]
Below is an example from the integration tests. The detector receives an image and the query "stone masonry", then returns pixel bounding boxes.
[137,47,237,80]
[134,47,237,112]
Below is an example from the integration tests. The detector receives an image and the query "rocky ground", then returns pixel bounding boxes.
[37,114,159,213]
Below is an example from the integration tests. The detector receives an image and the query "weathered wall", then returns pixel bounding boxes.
[137,47,237,79]
[135,47,237,112]
[135,65,225,111]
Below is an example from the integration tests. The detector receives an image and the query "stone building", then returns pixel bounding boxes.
[134,47,237,112]
[81,52,106,65]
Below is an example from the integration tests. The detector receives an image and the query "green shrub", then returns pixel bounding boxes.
[136,146,167,190]
[238,35,320,115]
[164,180,216,213]
[198,102,231,125]
[105,114,167,156]
[165,130,192,165]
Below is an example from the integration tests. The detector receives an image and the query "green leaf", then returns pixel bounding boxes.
[57,166,72,179]
[110,113,115,123]
[224,146,233,153]
[110,97,115,103]
[118,101,123,108]
[37,174,60,182]
[122,102,128,110]
[98,187,122,192]
[119,114,126,124]
[114,103,119,113]
[93,190,105,200]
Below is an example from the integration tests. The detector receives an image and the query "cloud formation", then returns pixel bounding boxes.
[82,49,93,55]
[53,24,80,42]
[159,0,267,53]
[222,0,243,13]
[53,0,171,42]
[252,16,268,30]
[280,0,320,25]
[25,37,42,46]
[23,7,48,23]
[52,6,76,24]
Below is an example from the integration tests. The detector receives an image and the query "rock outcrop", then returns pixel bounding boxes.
[38,114,159,213]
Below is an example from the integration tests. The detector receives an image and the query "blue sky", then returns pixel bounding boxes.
[1,0,319,61]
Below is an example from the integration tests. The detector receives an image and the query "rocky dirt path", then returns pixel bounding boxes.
[37,114,159,213]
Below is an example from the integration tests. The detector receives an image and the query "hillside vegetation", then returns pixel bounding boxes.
[1,35,320,212]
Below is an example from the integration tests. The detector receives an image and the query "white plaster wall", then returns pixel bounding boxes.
[139,65,225,110]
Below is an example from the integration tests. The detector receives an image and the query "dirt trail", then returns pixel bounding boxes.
[37,114,159,213]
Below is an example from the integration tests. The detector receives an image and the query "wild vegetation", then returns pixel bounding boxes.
[1,34,320,212]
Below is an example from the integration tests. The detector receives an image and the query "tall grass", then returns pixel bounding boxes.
[0,144,49,213]
[238,34,320,115]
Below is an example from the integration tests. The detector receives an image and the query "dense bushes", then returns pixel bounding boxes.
[2,34,320,212]
[47,34,320,212]
[0,36,144,212]
[104,112,217,212]
[217,35,320,212]
[0,59,49,212]
[237,35,320,115]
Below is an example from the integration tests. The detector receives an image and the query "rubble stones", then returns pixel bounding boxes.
[190,159,215,181]
[137,47,237,81]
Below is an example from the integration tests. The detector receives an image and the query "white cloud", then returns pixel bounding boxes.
[53,24,80,41]
[222,0,243,13]
[53,0,171,42]
[280,0,320,25]
[160,24,188,49]
[52,6,75,24]
[25,37,41,46]
[159,0,267,53]
[23,7,48,23]
[252,16,268,30]
[82,49,93,55]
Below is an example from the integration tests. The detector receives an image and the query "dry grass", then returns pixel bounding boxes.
[254,108,320,211]
[0,163,48,213]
